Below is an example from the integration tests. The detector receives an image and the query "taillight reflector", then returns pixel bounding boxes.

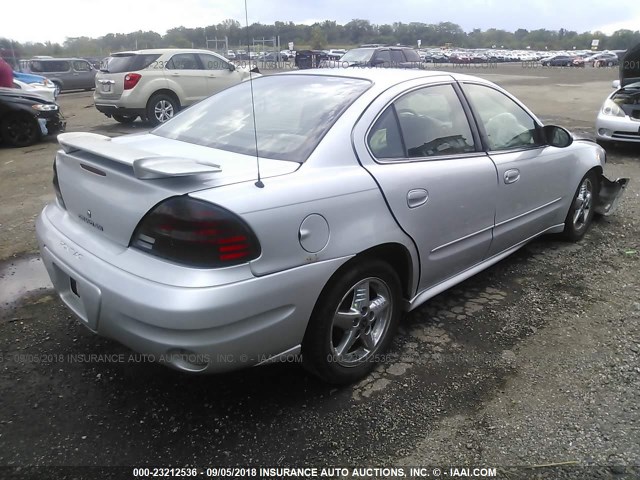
[130,196,261,268]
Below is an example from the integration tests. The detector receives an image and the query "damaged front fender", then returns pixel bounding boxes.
[595,176,630,216]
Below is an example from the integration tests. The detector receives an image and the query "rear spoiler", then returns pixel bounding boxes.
[58,132,221,179]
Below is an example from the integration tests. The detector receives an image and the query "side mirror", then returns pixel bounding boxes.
[228,63,236,72]
[371,58,385,66]
[611,79,620,89]
[543,125,573,148]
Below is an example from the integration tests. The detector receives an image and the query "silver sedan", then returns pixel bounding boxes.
[36,69,629,384]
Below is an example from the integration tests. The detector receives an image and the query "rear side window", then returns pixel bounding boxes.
[100,54,161,73]
[368,107,404,158]
[166,54,201,70]
[30,60,70,73]
[368,84,476,160]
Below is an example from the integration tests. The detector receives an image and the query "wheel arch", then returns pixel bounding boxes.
[311,242,415,317]
[146,89,181,110]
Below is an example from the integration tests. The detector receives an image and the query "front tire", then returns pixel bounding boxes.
[563,171,599,242]
[0,113,40,147]
[146,93,178,126]
[302,260,402,384]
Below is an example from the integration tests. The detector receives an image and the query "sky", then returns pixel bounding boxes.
[4,0,640,44]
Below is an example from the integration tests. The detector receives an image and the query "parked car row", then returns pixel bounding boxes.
[572,52,619,67]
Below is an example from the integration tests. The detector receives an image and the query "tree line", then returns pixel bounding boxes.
[2,19,639,59]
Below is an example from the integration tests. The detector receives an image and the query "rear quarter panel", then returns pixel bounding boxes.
[189,97,420,296]
[129,74,171,109]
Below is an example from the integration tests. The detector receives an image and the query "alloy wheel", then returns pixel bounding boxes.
[330,277,393,367]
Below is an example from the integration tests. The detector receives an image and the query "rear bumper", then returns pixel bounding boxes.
[94,103,146,118]
[36,203,346,373]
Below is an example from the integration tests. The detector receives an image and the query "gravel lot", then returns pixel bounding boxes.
[0,63,639,479]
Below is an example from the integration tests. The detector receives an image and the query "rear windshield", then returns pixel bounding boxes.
[152,75,371,162]
[100,54,161,73]
[403,49,421,62]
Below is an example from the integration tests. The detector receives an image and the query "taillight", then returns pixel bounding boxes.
[124,73,142,90]
[52,160,66,209]
[130,196,261,268]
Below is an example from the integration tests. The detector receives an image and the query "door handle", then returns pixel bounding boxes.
[504,169,520,184]
[407,189,429,208]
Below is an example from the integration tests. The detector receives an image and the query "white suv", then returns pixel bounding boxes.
[94,49,258,125]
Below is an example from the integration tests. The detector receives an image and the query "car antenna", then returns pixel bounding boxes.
[244,0,264,188]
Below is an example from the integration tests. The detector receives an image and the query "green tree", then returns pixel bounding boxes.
[310,26,327,49]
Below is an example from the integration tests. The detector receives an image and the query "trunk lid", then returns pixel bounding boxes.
[55,132,299,247]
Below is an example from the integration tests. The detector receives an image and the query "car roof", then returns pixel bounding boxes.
[277,67,490,89]
[350,46,414,51]
[28,57,88,61]
[110,48,222,56]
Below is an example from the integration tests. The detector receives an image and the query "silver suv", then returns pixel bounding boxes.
[94,49,257,125]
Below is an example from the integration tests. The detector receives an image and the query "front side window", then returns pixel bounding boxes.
[462,83,543,151]
[390,50,405,65]
[73,61,92,72]
[166,54,201,70]
[198,54,229,71]
[373,50,391,66]
[152,75,371,162]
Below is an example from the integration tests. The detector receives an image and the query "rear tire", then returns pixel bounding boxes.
[302,260,402,384]
[146,93,178,126]
[563,170,599,242]
[112,114,138,124]
[0,113,40,147]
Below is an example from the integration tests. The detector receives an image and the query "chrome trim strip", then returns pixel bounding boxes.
[495,197,562,228]
[430,225,493,253]
[255,345,301,366]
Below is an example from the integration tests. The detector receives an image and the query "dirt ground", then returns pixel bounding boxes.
[0,64,639,479]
